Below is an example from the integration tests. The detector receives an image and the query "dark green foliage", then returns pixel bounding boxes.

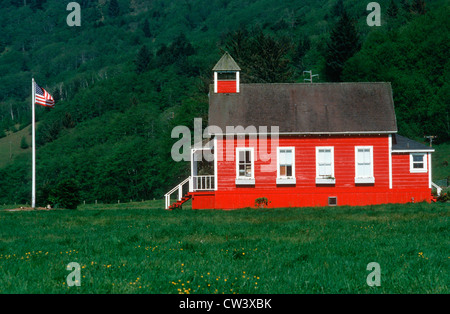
[108,0,120,18]
[135,45,151,74]
[143,18,151,38]
[325,10,361,82]
[342,6,450,141]
[411,0,426,15]
[387,0,399,18]
[30,0,46,11]
[224,28,294,83]
[49,178,80,209]
[20,135,28,149]
[293,36,311,72]
[436,188,449,202]
[0,38,5,53]
[156,33,195,69]
[332,0,345,17]
[401,0,411,12]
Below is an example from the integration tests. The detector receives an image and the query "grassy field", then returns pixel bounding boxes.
[0,201,448,294]
[432,142,450,182]
[0,124,33,168]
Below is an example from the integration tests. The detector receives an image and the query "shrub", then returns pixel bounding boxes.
[255,197,269,208]
[49,178,81,209]
[436,187,449,203]
[20,136,28,149]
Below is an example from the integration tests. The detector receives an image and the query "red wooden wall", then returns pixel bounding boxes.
[217,80,237,93]
[191,135,432,209]
[216,135,390,189]
[392,153,429,188]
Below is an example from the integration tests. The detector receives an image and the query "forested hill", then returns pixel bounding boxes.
[0,0,448,205]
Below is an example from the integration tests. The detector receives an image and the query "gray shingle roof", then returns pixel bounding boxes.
[392,134,434,151]
[208,82,398,134]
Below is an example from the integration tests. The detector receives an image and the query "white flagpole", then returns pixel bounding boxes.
[31,78,36,209]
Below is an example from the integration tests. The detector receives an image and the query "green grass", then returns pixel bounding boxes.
[0,124,34,168]
[0,202,448,294]
[432,142,450,181]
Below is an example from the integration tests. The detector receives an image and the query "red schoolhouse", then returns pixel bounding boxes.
[165,53,435,210]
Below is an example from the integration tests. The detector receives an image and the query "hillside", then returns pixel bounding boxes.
[0,124,32,168]
[0,0,448,205]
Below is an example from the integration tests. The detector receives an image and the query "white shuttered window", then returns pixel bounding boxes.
[355,146,374,183]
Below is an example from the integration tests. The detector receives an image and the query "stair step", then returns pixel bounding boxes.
[167,194,192,210]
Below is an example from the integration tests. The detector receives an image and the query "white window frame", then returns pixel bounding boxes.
[276,147,296,184]
[315,147,335,184]
[355,146,375,184]
[410,153,427,173]
[235,147,255,185]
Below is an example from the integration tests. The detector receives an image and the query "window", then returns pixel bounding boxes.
[316,147,335,184]
[355,146,375,184]
[217,72,236,80]
[236,147,255,185]
[277,147,296,184]
[328,196,337,206]
[410,153,427,173]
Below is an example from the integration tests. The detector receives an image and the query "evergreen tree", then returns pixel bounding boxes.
[400,0,411,13]
[293,36,310,71]
[20,136,28,149]
[387,0,399,18]
[52,88,61,102]
[411,0,426,15]
[332,0,345,17]
[225,28,293,83]
[135,45,151,74]
[51,178,80,209]
[108,0,120,17]
[143,18,151,38]
[31,0,46,11]
[156,33,195,69]
[325,11,361,82]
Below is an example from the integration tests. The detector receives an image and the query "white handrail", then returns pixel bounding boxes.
[431,182,442,196]
[164,177,191,210]
[164,176,216,209]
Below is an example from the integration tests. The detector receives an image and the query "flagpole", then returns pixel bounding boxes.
[31,78,36,209]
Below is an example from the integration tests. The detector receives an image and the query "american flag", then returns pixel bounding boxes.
[34,82,55,107]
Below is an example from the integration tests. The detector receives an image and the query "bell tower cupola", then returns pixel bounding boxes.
[213,52,241,94]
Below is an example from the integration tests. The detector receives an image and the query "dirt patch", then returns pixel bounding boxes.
[3,206,54,212]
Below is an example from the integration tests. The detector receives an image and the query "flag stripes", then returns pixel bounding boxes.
[34,82,55,107]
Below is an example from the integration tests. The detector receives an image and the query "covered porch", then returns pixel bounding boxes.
[164,146,216,210]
